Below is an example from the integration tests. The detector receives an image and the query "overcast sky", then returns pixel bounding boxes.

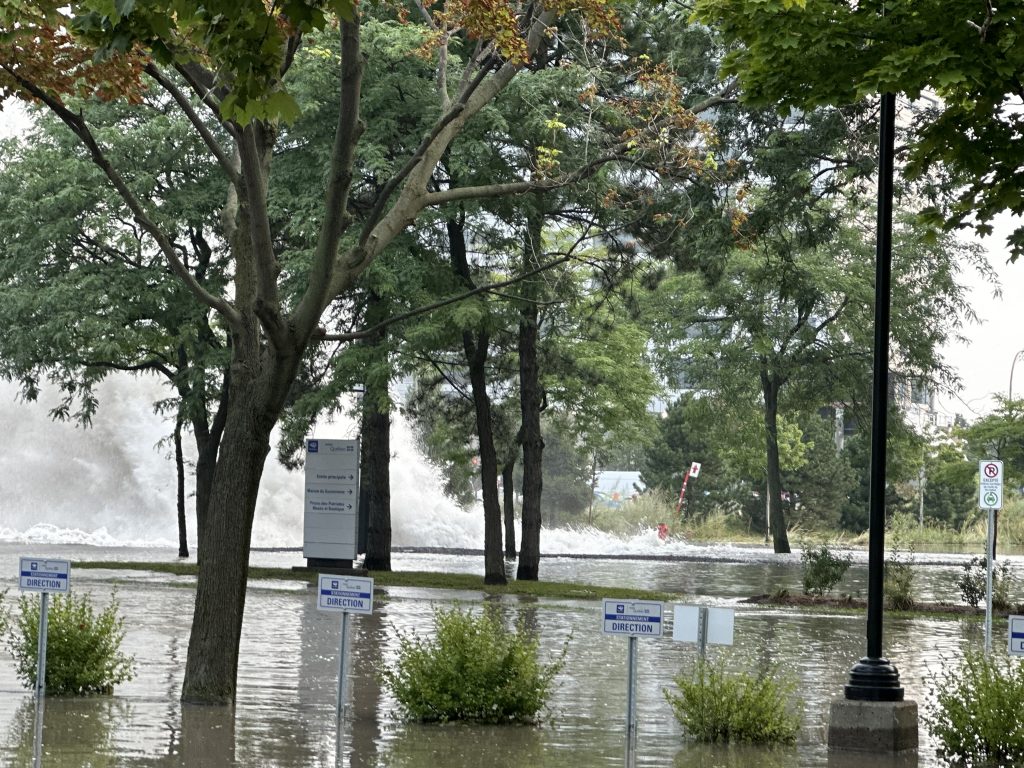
[3,99,1020,420]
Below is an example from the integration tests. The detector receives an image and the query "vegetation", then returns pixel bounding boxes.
[379,604,566,723]
[5,591,136,695]
[800,545,852,597]
[664,658,801,744]
[925,651,1024,765]
[884,536,917,612]
[957,557,1015,611]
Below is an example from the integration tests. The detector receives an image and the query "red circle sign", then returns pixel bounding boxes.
[984,463,1000,478]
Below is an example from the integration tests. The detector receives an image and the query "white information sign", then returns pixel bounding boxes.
[602,599,663,637]
[672,605,734,645]
[304,438,360,560]
[19,558,70,593]
[689,462,702,478]
[979,460,1004,510]
[1010,615,1024,656]
[318,575,374,615]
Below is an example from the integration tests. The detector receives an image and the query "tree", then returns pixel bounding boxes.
[0,0,624,704]
[694,0,1024,259]
[963,397,1024,491]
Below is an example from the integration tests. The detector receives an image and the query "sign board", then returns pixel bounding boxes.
[672,605,734,645]
[318,574,374,615]
[304,438,360,560]
[1010,615,1024,656]
[602,599,663,637]
[19,558,70,593]
[689,462,701,478]
[979,460,1004,510]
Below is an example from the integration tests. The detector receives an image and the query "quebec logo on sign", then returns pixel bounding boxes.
[308,440,319,453]
[332,580,340,589]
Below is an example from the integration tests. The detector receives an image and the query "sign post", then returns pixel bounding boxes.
[979,460,1003,653]
[318,574,373,719]
[675,462,701,517]
[602,599,663,768]
[19,557,70,768]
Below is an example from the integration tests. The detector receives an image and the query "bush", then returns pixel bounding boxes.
[379,604,567,723]
[800,544,852,596]
[924,651,1024,764]
[884,531,916,611]
[957,556,1015,610]
[5,590,136,695]
[664,658,801,744]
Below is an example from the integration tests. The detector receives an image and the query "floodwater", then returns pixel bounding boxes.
[0,542,1016,768]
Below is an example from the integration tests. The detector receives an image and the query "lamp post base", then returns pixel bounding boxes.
[828,698,919,753]
[844,656,905,701]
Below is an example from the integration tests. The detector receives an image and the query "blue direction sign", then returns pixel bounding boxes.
[602,599,663,637]
[19,558,70,593]
[1010,615,1024,656]
[318,575,374,615]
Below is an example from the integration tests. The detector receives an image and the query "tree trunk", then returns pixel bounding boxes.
[174,415,189,558]
[449,217,506,584]
[359,292,392,570]
[189,377,228,569]
[360,382,392,571]
[761,370,791,554]
[517,209,545,581]
[502,460,517,559]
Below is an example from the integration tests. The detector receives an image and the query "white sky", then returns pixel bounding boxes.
[936,213,1024,422]
[2,99,1020,420]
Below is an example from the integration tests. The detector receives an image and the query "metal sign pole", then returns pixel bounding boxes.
[33,591,50,768]
[985,508,995,654]
[625,635,637,768]
[337,611,351,720]
[36,592,49,700]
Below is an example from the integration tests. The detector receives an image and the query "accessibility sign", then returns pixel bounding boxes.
[1010,615,1024,656]
[19,558,70,593]
[318,574,373,615]
[979,460,1004,510]
[602,599,663,637]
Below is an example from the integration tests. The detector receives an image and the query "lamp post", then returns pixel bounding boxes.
[1010,349,1024,402]
[843,91,904,702]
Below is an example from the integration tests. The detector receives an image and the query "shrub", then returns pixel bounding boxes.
[957,556,1014,610]
[924,651,1024,765]
[884,533,916,611]
[5,590,136,695]
[800,544,852,596]
[664,658,801,744]
[379,603,567,723]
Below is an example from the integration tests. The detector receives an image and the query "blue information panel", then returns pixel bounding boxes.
[19,558,70,593]
[318,575,374,615]
[602,599,663,637]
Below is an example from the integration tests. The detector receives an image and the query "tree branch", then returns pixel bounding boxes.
[4,66,242,329]
[315,251,577,343]
[145,63,242,188]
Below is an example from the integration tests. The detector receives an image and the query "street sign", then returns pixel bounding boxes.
[689,462,701,478]
[19,558,70,593]
[304,438,360,560]
[1010,615,1024,656]
[602,599,663,637]
[979,460,1004,510]
[672,605,734,646]
[318,574,373,615]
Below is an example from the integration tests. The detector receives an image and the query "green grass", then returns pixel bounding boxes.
[70,560,677,602]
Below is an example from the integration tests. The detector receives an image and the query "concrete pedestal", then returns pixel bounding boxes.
[828,698,919,753]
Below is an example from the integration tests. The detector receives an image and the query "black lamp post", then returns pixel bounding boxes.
[844,91,904,702]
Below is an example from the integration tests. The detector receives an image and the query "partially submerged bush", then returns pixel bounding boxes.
[664,658,801,744]
[380,603,567,723]
[5,590,136,695]
[924,651,1024,765]
[800,544,852,596]
[884,538,916,611]
[957,556,1014,610]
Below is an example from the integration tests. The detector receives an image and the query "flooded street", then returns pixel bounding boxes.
[0,542,1007,767]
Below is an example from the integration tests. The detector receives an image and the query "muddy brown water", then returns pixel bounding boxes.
[1,543,1015,767]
